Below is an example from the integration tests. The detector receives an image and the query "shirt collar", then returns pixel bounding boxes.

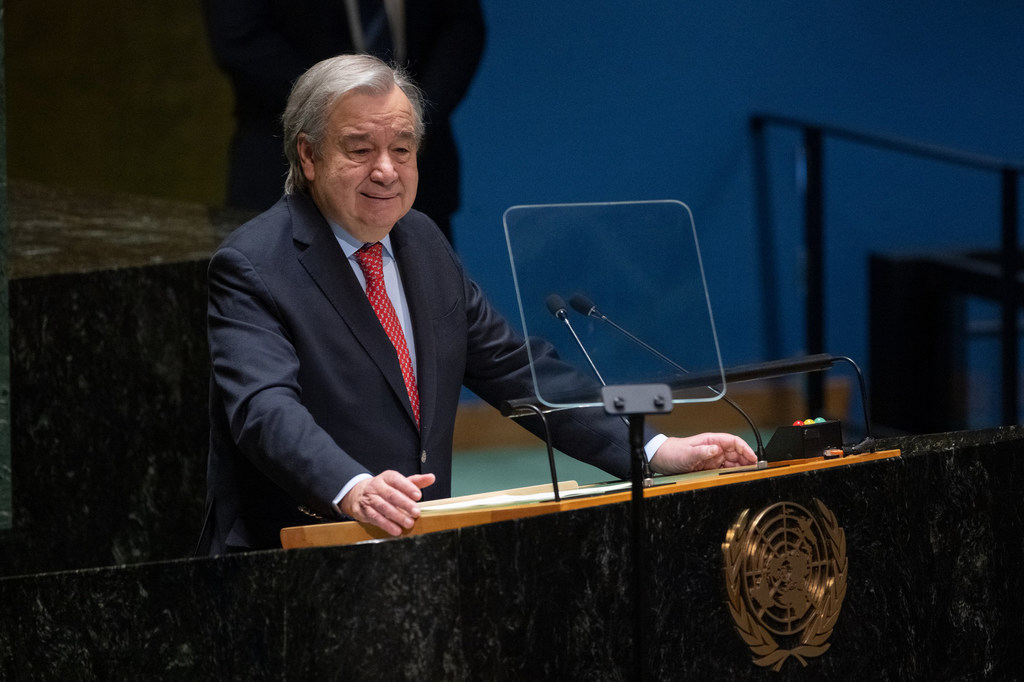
[330,221,395,261]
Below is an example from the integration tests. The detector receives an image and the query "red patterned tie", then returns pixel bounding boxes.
[353,242,420,427]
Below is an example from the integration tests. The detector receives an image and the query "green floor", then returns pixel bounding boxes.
[451,447,613,497]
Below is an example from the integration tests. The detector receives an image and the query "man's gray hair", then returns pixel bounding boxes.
[282,53,426,195]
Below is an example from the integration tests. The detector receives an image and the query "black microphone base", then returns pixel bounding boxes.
[763,419,844,461]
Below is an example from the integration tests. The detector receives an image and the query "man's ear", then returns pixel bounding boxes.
[297,133,317,182]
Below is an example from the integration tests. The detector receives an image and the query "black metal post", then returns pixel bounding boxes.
[1000,168,1019,425]
[628,413,648,681]
[751,116,784,362]
[601,384,670,681]
[803,128,826,416]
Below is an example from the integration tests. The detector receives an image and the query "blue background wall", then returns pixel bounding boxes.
[448,0,1024,415]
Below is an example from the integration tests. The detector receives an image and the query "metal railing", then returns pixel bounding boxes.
[750,113,1024,425]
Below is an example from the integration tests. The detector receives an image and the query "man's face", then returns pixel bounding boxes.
[298,86,419,243]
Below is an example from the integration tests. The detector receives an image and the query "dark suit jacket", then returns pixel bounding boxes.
[198,192,634,554]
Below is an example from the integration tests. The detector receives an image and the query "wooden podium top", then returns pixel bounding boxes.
[280,449,900,550]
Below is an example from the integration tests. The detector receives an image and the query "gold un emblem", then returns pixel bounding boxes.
[722,499,847,671]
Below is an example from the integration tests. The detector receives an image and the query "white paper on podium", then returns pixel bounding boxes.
[418,480,635,514]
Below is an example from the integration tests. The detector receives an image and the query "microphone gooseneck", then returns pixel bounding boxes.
[546,294,606,386]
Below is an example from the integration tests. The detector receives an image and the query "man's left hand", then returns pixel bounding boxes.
[649,433,757,475]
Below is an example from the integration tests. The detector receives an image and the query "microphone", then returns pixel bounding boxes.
[569,292,767,460]
[545,293,569,320]
[546,294,606,386]
[569,293,598,318]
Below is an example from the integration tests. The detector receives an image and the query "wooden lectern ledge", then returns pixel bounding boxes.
[280,449,900,550]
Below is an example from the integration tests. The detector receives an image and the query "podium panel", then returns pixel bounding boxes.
[281,450,900,549]
[1,428,1022,680]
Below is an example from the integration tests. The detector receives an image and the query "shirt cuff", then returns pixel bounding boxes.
[644,434,669,462]
[333,473,373,514]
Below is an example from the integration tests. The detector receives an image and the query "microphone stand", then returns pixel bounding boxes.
[602,383,672,682]
[500,402,561,502]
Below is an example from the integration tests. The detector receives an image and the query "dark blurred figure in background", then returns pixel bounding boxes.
[203,0,485,245]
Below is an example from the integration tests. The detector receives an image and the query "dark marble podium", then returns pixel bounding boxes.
[1,184,1021,680]
[2,427,1022,680]
[2,182,245,576]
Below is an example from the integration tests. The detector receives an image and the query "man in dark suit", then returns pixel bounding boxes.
[198,54,756,555]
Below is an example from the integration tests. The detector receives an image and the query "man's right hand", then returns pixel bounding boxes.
[340,470,436,537]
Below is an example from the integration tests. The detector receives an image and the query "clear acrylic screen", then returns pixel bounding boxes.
[503,200,725,409]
